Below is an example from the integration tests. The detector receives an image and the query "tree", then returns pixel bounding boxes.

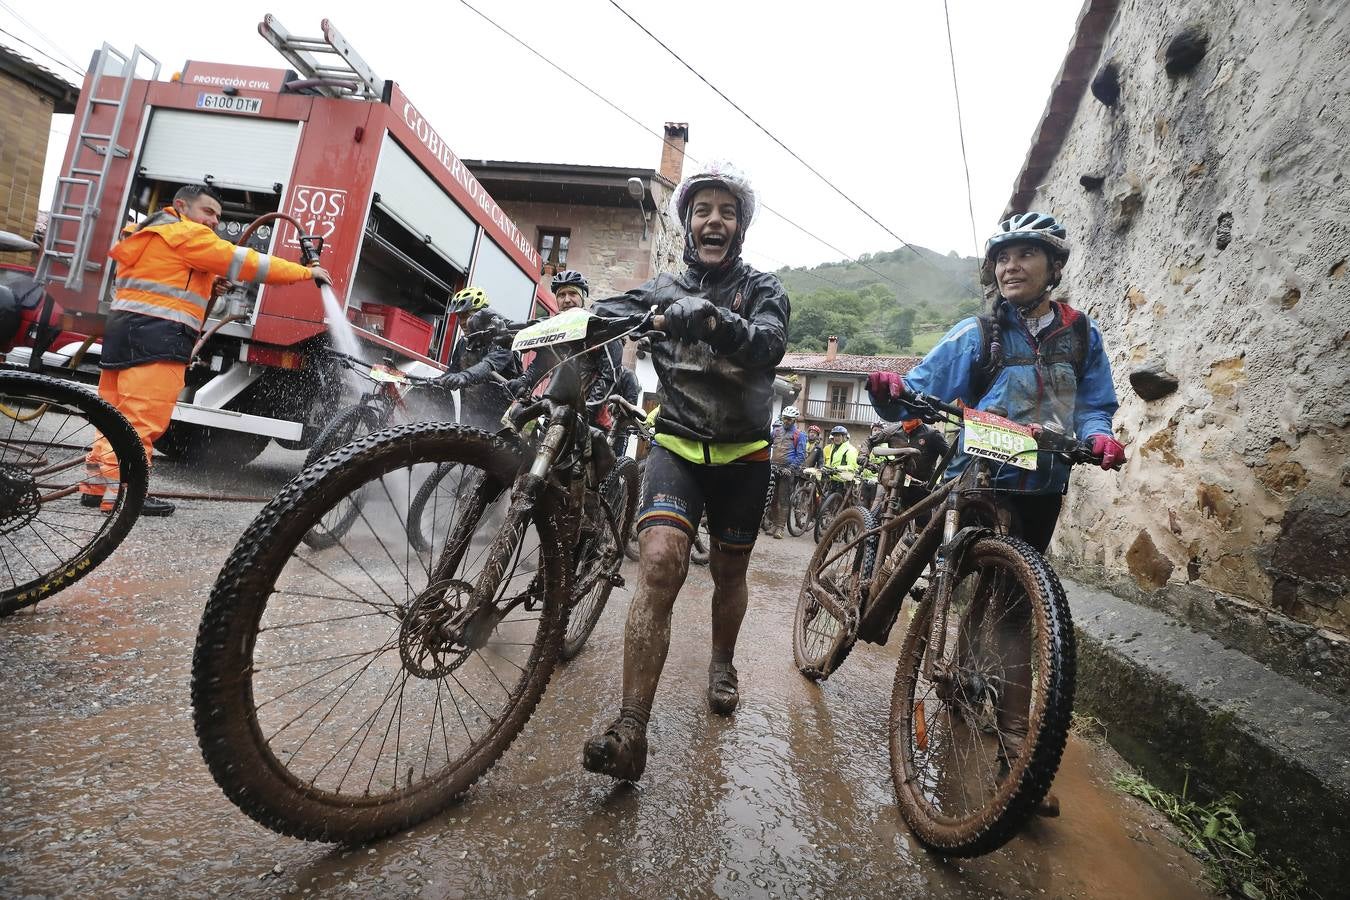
[849,333,882,356]
[888,307,916,349]
[953,298,981,322]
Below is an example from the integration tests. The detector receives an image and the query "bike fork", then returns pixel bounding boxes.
[921,499,962,682]
[457,423,565,638]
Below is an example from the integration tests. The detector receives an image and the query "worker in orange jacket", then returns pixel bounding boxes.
[83,184,330,516]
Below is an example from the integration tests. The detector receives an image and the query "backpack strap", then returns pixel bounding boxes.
[969,309,1004,404]
[969,301,1091,403]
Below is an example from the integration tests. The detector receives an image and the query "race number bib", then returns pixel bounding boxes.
[963,408,1038,471]
[368,364,408,384]
[513,308,591,351]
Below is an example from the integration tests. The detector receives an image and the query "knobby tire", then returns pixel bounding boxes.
[1,372,147,614]
[192,423,569,843]
[887,535,1074,857]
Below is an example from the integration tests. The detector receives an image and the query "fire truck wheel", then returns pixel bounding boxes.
[155,422,270,467]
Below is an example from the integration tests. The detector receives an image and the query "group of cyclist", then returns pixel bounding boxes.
[431,268,639,446]
[375,156,1128,787]
[566,162,1124,784]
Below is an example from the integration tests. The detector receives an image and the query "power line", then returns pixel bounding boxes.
[455,0,919,299]
[0,2,85,75]
[0,25,84,81]
[607,0,979,299]
[942,0,981,262]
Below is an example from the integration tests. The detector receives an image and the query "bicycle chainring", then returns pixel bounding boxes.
[0,463,40,534]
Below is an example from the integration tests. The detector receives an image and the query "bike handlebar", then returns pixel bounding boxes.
[325,349,439,386]
[891,385,1120,470]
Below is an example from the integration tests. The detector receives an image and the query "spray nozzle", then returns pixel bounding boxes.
[298,234,324,266]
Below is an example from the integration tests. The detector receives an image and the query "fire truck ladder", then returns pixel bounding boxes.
[258,15,385,100]
[36,44,160,292]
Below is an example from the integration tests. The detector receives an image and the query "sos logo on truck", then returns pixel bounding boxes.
[284,186,347,249]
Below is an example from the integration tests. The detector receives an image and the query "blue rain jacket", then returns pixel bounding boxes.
[871,301,1118,494]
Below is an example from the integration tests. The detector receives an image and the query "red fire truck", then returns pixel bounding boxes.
[22,17,554,462]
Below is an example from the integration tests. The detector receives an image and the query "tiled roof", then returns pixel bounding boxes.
[1004,0,1120,215]
[778,353,920,376]
[0,43,79,112]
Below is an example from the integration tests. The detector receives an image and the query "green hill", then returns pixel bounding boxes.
[774,245,983,356]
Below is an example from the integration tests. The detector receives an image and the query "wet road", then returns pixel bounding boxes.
[1,447,1212,898]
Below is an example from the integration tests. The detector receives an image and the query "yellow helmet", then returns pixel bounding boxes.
[448,286,489,315]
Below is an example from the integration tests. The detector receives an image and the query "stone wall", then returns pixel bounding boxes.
[1031,1,1350,681]
[0,74,57,241]
[496,186,680,299]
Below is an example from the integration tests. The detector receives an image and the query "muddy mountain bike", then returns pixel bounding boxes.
[1,370,147,615]
[813,466,860,543]
[787,465,822,537]
[793,390,1119,857]
[300,350,445,550]
[191,307,653,843]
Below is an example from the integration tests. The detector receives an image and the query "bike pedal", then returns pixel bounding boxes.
[607,572,625,588]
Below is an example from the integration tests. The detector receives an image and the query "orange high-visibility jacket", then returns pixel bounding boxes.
[108,208,315,331]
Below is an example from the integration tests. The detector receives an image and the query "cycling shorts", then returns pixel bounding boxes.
[635,445,771,555]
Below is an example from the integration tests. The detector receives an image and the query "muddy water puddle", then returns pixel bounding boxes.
[1,521,1211,897]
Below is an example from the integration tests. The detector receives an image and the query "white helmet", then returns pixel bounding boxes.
[670,160,758,227]
[781,406,800,419]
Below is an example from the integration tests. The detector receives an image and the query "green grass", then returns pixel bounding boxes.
[1111,771,1312,900]
[906,328,946,356]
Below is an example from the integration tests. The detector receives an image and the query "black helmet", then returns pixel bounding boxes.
[985,212,1071,263]
[830,425,849,436]
[464,309,503,347]
[551,270,589,297]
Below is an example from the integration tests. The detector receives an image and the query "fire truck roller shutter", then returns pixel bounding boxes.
[372,134,477,272]
[138,110,300,191]
[468,238,536,324]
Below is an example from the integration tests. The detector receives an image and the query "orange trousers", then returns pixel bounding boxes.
[82,361,186,495]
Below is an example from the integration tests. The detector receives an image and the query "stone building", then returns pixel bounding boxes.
[0,44,77,245]
[777,336,919,433]
[463,122,687,300]
[1010,0,1349,682]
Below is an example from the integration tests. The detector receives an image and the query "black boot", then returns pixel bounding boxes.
[582,710,649,781]
[707,661,739,716]
[140,496,176,517]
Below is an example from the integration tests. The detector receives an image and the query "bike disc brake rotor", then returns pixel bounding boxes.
[398,579,475,678]
[0,464,40,534]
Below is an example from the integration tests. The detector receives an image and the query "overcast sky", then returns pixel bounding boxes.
[8,0,1081,273]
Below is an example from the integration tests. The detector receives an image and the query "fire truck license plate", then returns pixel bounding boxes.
[195,93,262,114]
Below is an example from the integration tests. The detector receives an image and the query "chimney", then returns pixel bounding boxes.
[660,122,689,184]
[826,336,839,362]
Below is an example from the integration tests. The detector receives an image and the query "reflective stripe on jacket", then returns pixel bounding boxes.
[107,208,314,333]
[823,442,857,479]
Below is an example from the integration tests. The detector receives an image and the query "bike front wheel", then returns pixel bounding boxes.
[786,481,813,536]
[192,423,569,843]
[300,404,388,549]
[406,460,472,554]
[888,534,1074,857]
[1,371,147,615]
[793,506,874,680]
[562,456,638,660]
[813,491,843,544]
